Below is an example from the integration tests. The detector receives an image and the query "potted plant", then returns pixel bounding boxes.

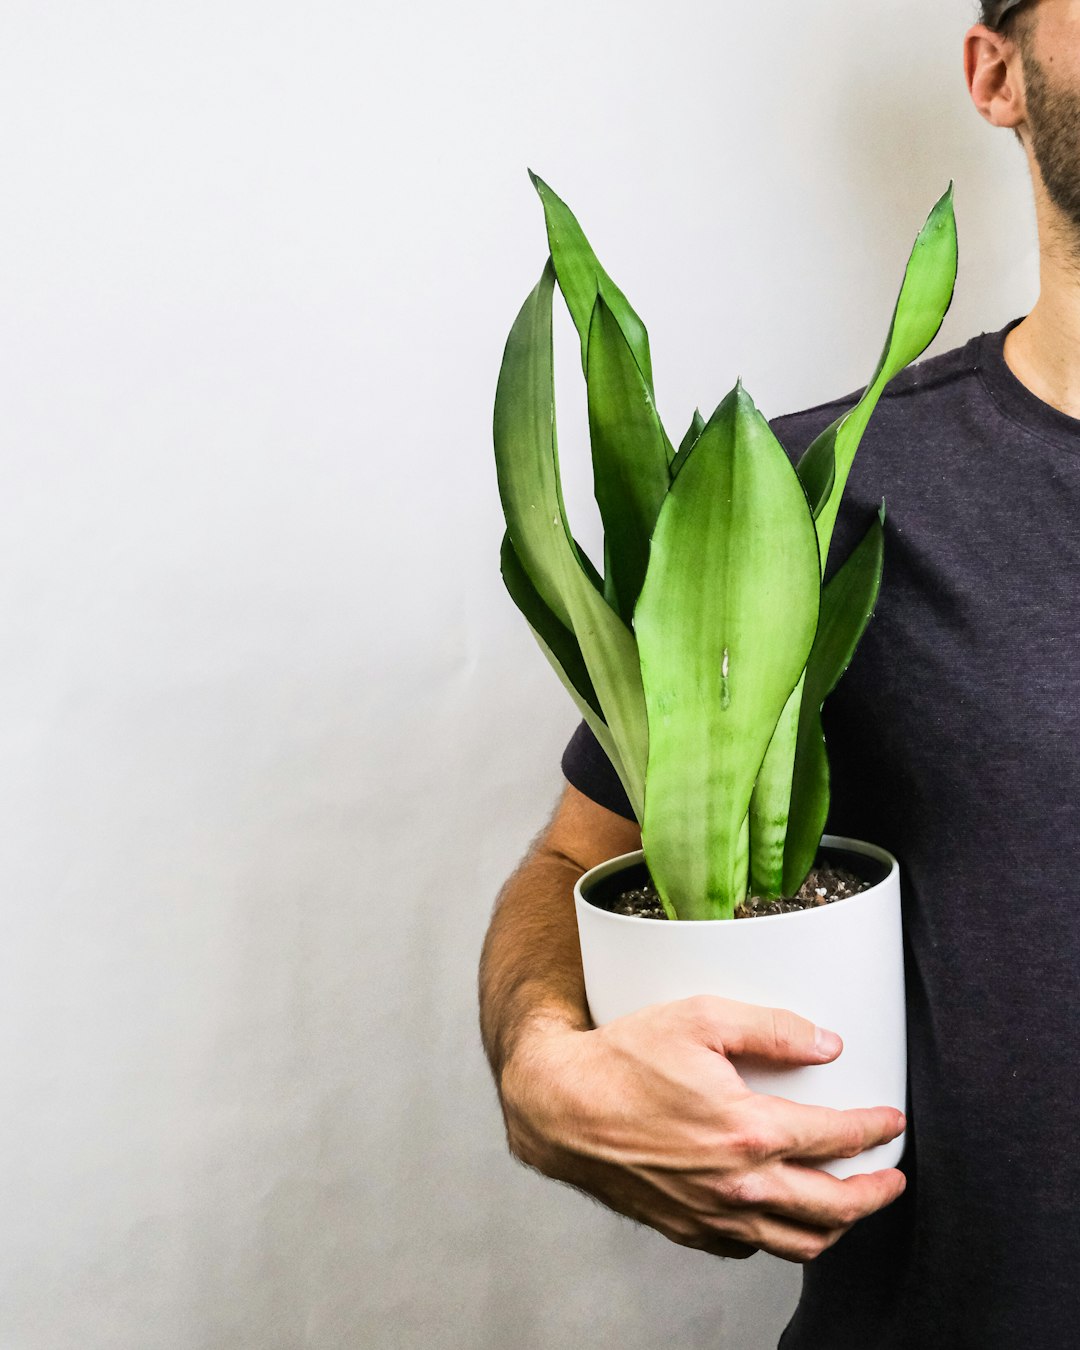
[493,173,957,1178]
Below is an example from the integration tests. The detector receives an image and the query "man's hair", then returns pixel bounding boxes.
[979,1,1031,36]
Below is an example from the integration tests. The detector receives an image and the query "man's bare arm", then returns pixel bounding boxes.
[478,782,640,1079]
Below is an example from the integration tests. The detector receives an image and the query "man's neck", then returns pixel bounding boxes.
[1004,223,1080,420]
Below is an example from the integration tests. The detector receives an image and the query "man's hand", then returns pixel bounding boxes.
[499,994,907,1264]
[480,785,906,1264]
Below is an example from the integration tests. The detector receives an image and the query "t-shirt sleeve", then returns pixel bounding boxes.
[560,720,636,821]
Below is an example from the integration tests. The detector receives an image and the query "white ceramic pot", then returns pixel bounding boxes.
[573,835,906,1180]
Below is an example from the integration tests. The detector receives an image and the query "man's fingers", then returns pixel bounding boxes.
[678,1166,905,1264]
[745,1097,906,1163]
[732,1211,848,1265]
[758,1162,906,1229]
[680,995,842,1067]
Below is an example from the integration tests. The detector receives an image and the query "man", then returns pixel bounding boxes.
[479,3,1080,1344]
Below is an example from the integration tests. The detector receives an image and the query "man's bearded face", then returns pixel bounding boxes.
[1022,38,1080,236]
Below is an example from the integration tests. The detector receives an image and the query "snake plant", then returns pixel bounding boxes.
[494,173,957,920]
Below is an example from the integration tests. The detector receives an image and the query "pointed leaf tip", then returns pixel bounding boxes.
[733,378,760,417]
[529,169,556,203]
[929,182,957,226]
[534,178,658,401]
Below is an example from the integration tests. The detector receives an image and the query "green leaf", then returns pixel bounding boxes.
[734,809,750,909]
[798,185,957,564]
[798,423,837,520]
[748,672,806,899]
[586,295,672,624]
[677,408,705,459]
[530,172,678,467]
[781,507,886,895]
[493,258,649,818]
[503,534,638,814]
[749,189,954,900]
[529,620,636,817]
[494,260,586,629]
[500,532,602,720]
[635,382,822,920]
[529,171,655,391]
[602,536,618,612]
[534,622,635,806]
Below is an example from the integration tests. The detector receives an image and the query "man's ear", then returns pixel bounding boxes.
[965,23,1028,132]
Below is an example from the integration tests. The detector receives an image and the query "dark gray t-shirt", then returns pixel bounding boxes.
[561,320,1080,1348]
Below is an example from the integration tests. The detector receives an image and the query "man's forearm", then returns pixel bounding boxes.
[478,845,591,1081]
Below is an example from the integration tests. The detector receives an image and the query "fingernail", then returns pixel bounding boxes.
[896,1112,907,1133]
[814,1027,842,1058]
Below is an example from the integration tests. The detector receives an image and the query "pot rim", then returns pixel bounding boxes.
[575,834,899,926]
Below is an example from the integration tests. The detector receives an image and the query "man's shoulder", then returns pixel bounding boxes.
[769,329,986,451]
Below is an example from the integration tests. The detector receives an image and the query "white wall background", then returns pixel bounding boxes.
[0,2,1035,1347]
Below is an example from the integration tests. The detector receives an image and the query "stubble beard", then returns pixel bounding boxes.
[1022,44,1080,252]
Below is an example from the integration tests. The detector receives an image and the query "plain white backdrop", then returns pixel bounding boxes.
[0,2,1035,1347]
